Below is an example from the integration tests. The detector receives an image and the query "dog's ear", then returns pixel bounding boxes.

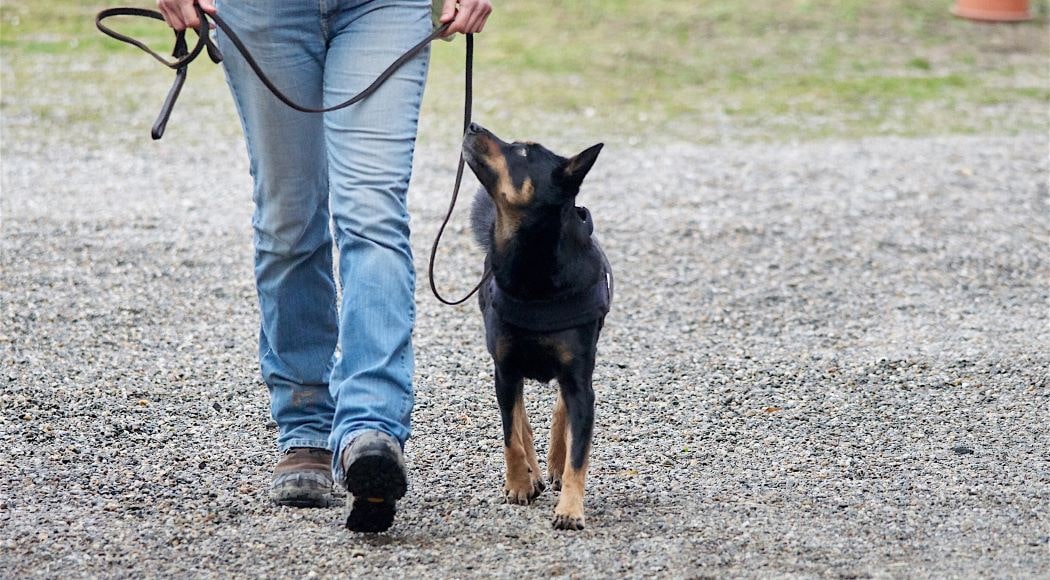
[558,143,604,192]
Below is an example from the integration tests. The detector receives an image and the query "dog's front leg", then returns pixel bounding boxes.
[495,366,544,504]
[547,392,567,491]
[552,365,595,530]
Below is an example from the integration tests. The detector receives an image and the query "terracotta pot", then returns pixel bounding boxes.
[952,0,1032,21]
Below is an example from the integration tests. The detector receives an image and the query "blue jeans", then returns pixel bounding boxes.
[216,0,431,479]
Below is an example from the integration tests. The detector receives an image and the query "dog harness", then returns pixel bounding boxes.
[480,207,613,333]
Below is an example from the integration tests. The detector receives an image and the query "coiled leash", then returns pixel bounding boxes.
[96,5,488,305]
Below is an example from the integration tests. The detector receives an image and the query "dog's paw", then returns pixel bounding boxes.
[548,474,562,492]
[504,484,533,505]
[552,512,585,531]
[532,476,547,496]
[504,475,546,505]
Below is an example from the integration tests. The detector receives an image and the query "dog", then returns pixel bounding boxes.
[462,123,612,530]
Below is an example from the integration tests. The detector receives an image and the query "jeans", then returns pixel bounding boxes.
[216,0,431,479]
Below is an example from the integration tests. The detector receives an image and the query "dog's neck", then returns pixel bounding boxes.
[492,203,600,301]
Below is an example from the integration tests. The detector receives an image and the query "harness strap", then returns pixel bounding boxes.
[485,265,612,333]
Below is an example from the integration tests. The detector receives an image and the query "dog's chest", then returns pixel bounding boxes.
[489,333,572,383]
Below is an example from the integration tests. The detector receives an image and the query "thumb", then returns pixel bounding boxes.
[198,0,217,14]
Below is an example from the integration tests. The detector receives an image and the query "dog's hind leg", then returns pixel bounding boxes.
[495,367,544,505]
[552,365,595,531]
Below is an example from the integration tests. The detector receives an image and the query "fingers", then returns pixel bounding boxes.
[178,1,202,29]
[156,0,181,30]
[441,0,493,37]
[197,0,217,30]
[465,6,491,34]
[460,4,487,34]
[439,0,458,24]
[157,0,210,31]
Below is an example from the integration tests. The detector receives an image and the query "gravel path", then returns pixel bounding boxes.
[1,122,1047,577]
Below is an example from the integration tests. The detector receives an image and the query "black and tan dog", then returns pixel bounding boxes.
[462,123,612,530]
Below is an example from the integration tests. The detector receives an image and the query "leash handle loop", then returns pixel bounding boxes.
[95,7,211,69]
[96,6,216,139]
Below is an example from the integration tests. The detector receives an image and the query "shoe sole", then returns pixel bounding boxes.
[344,453,407,533]
[272,472,333,509]
[273,490,330,508]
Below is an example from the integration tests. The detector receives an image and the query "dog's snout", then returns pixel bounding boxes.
[466,122,481,135]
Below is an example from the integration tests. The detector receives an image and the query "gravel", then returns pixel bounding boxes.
[1,101,1048,578]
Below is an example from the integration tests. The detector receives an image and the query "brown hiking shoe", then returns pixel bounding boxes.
[271,447,334,508]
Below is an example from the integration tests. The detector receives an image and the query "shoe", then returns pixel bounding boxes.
[341,431,407,533]
[271,447,334,508]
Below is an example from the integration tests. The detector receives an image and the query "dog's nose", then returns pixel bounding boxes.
[466,122,480,135]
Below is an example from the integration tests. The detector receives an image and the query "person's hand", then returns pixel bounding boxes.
[157,0,216,31]
[439,0,493,38]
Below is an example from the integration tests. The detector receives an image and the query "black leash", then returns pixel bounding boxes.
[95,7,220,139]
[427,30,492,306]
[96,5,486,305]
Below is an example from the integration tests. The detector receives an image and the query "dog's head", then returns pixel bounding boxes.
[463,123,602,247]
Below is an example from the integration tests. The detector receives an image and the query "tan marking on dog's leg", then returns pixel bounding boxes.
[519,401,545,496]
[552,429,589,531]
[547,393,567,491]
[504,393,542,504]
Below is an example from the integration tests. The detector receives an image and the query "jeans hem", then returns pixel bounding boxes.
[278,438,332,453]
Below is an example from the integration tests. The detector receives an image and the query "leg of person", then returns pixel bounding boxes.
[216,0,338,507]
[322,0,432,532]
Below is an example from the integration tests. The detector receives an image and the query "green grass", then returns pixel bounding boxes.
[425,0,1050,141]
[2,0,1048,144]
[1,1,173,51]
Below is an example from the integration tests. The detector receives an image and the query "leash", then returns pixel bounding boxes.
[96,5,487,305]
[426,29,492,306]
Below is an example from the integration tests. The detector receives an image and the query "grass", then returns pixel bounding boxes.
[1,1,172,51]
[1,0,1048,144]
[431,0,1050,141]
